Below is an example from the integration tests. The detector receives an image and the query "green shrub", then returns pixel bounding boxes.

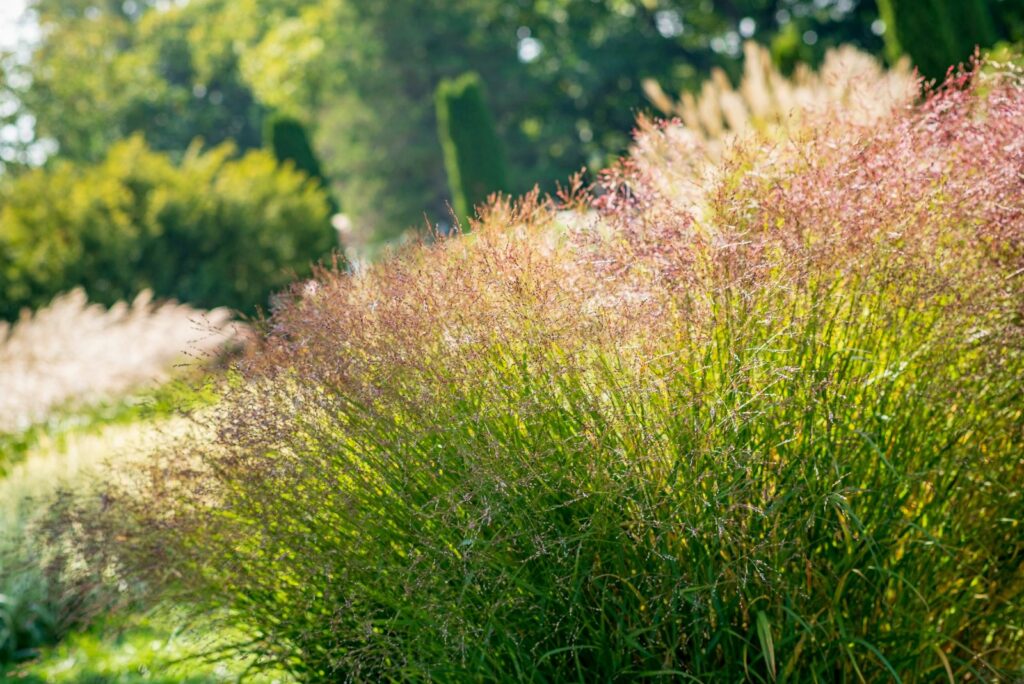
[77,77,1024,681]
[0,136,335,319]
[435,72,510,225]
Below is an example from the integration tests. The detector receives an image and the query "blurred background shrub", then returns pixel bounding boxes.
[0,136,334,319]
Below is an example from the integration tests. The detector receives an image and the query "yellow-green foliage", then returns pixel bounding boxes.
[0,136,335,319]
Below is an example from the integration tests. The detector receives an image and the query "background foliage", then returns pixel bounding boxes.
[0,136,333,318]
[4,0,1017,254]
[1,0,902,247]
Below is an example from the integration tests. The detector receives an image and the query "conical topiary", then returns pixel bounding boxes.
[435,72,509,226]
[264,114,339,213]
[877,0,997,81]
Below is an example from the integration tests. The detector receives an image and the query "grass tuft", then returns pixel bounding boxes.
[69,70,1024,681]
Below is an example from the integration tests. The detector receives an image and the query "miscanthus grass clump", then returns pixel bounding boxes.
[0,288,238,434]
[641,41,916,163]
[83,71,1024,681]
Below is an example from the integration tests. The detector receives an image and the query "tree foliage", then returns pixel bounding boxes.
[1,0,892,245]
[254,0,888,244]
[0,0,265,168]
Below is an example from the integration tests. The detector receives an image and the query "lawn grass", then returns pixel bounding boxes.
[1,614,292,683]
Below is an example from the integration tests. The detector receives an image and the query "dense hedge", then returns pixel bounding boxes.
[0,136,335,319]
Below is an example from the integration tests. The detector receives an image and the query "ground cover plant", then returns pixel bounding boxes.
[75,65,1024,682]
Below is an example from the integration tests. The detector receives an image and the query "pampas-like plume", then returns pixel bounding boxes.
[0,289,240,432]
[642,42,917,160]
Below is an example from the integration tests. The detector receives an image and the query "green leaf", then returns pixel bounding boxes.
[756,610,777,682]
